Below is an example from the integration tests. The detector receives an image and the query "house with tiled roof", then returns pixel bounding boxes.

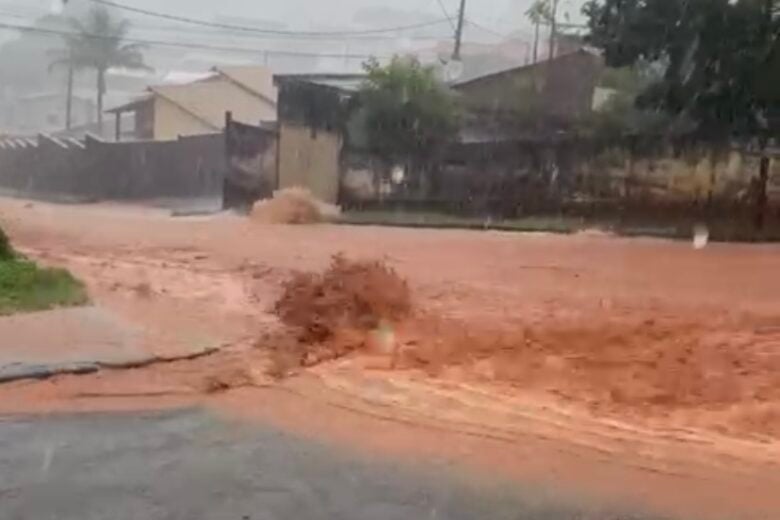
[107,65,277,141]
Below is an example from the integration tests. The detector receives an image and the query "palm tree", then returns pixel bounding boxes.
[66,6,147,133]
[525,0,551,64]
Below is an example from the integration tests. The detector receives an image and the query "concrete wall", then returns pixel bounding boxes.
[277,122,341,204]
[341,138,780,218]
[0,133,225,206]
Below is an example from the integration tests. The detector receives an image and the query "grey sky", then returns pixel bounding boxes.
[6,0,587,40]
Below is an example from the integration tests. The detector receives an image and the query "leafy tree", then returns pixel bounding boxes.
[64,6,147,132]
[582,63,676,138]
[585,0,778,135]
[584,0,780,227]
[358,57,460,167]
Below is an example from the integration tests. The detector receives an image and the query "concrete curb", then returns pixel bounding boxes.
[0,346,221,385]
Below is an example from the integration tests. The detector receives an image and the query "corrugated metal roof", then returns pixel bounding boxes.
[274,73,366,93]
[451,48,599,87]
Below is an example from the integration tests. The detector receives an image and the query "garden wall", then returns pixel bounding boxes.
[0,133,225,208]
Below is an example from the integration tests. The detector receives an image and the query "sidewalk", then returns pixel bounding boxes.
[0,306,214,383]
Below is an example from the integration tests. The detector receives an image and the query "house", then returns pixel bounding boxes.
[106,65,277,141]
[0,90,95,136]
[451,49,604,126]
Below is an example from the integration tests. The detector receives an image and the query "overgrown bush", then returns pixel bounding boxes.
[0,258,88,315]
[0,226,13,260]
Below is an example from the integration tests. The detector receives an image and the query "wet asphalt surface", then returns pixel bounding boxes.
[0,408,670,520]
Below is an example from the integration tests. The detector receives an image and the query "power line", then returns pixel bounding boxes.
[122,21,450,43]
[0,19,393,60]
[465,19,507,39]
[434,0,457,32]
[88,0,452,37]
[0,6,452,42]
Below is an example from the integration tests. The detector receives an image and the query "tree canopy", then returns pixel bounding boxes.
[584,0,780,138]
[358,57,460,164]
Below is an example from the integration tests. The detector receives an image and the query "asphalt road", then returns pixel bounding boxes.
[0,408,668,520]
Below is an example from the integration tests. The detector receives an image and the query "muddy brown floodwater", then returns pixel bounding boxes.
[1,198,780,519]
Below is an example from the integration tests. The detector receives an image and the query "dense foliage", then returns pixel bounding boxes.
[0,226,12,260]
[584,0,780,138]
[358,57,460,164]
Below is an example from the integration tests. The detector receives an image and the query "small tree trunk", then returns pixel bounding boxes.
[625,139,635,199]
[754,138,770,231]
[706,146,717,207]
[532,22,539,63]
[96,68,105,135]
[65,62,74,131]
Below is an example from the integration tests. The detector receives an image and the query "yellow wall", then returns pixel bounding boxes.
[151,76,277,141]
[277,123,341,204]
[153,97,215,141]
[200,76,277,125]
[597,148,773,201]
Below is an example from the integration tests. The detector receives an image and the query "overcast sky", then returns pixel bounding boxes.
[11,0,587,37]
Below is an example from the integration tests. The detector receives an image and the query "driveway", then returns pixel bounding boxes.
[0,408,666,520]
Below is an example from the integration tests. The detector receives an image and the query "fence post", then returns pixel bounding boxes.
[222,111,233,209]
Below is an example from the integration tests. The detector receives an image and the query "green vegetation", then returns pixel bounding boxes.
[340,210,780,242]
[340,211,581,234]
[358,56,460,164]
[0,230,87,315]
[585,0,780,136]
[584,0,780,228]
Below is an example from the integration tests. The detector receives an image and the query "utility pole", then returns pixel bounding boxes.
[453,0,467,60]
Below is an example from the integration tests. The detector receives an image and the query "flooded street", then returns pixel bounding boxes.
[1,198,779,519]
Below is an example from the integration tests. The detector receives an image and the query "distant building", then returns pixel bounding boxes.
[0,90,95,136]
[452,49,603,120]
[450,48,604,141]
[107,66,277,141]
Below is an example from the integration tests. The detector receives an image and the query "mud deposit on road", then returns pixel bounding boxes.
[267,255,411,372]
[260,257,780,441]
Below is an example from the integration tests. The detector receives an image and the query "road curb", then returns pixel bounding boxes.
[0,346,221,385]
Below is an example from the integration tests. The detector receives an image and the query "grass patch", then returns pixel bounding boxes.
[339,211,582,233]
[0,257,88,316]
[339,210,780,243]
